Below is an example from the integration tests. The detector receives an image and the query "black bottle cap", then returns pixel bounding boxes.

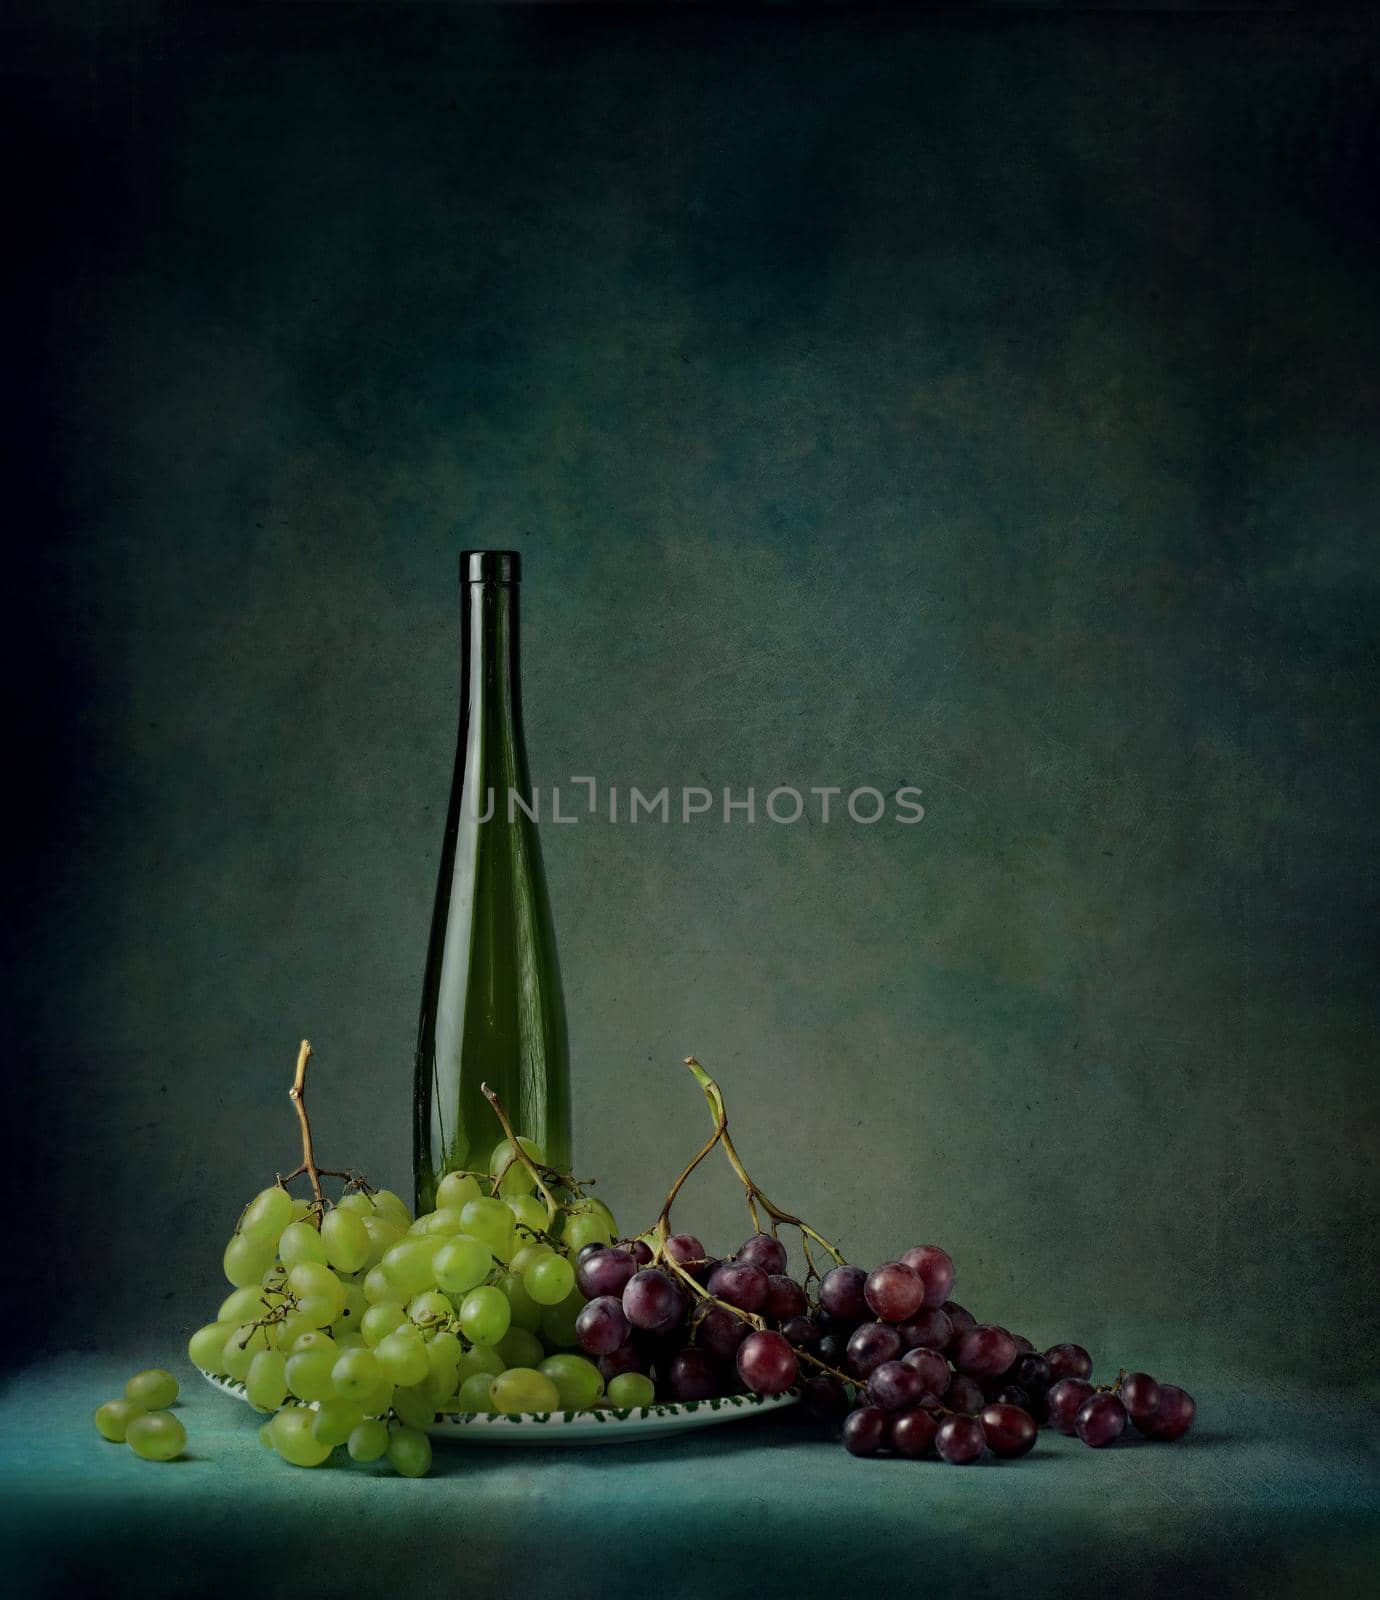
[461,550,521,583]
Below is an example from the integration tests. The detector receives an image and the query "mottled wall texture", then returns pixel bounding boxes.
[7,4,1377,1374]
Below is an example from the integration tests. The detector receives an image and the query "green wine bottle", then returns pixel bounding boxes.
[413,550,571,1211]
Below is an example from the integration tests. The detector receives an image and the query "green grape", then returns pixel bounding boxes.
[335,1330,366,1351]
[275,1312,318,1349]
[381,1240,438,1298]
[223,1231,276,1288]
[362,1266,395,1305]
[361,1215,406,1269]
[288,1261,347,1318]
[457,1285,511,1347]
[586,1197,618,1236]
[285,1347,337,1403]
[391,1382,437,1428]
[288,1198,312,1222]
[245,1350,288,1410]
[498,1272,543,1333]
[539,1353,604,1410]
[524,1254,575,1307]
[360,1376,397,1418]
[333,1281,368,1337]
[496,1327,545,1370]
[375,1329,429,1387]
[270,1405,332,1467]
[348,1418,390,1462]
[319,1208,370,1273]
[361,1302,407,1348]
[126,1411,186,1462]
[258,1421,275,1449]
[278,1220,327,1269]
[387,1425,432,1478]
[607,1373,655,1409]
[432,1236,492,1296]
[436,1171,482,1211]
[562,1209,613,1253]
[491,1367,562,1415]
[331,1347,382,1402]
[420,1206,466,1237]
[458,1198,515,1261]
[427,1329,462,1366]
[423,1345,460,1406]
[489,1136,546,1194]
[241,1185,294,1243]
[335,1190,375,1217]
[458,1343,505,1380]
[457,1372,497,1412]
[218,1286,270,1326]
[94,1399,145,1442]
[539,1285,586,1350]
[290,1328,336,1356]
[407,1290,453,1330]
[507,1195,549,1236]
[509,1241,553,1275]
[222,1324,271,1381]
[295,1295,339,1331]
[188,1321,235,1373]
[371,1190,414,1228]
[123,1369,176,1408]
[312,1397,364,1447]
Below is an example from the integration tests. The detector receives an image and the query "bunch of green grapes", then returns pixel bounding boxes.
[188,1138,617,1476]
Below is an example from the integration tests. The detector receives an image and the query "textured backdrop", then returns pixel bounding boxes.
[7,3,1378,1379]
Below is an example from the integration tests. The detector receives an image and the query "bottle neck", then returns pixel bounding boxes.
[461,578,525,776]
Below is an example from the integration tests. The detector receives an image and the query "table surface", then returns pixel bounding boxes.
[3,1353,1377,1600]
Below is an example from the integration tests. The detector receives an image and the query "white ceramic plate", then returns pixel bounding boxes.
[200,1368,797,1446]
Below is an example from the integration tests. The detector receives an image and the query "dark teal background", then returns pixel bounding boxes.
[7,0,1378,1403]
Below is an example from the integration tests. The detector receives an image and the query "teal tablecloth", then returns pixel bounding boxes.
[3,1354,1377,1599]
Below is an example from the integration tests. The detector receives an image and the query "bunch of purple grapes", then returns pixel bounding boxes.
[573,1232,1195,1465]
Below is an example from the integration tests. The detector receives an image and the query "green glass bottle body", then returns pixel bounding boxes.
[413,551,571,1212]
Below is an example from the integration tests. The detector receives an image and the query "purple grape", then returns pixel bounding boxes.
[780,1316,818,1349]
[1047,1377,1095,1434]
[1120,1372,1162,1425]
[945,1374,985,1414]
[818,1265,869,1324]
[900,1346,950,1397]
[667,1347,720,1401]
[1013,1353,1052,1394]
[816,1332,846,1366]
[935,1413,985,1464]
[897,1308,953,1352]
[846,1321,903,1378]
[802,1374,849,1420]
[891,1407,938,1458]
[576,1242,607,1263]
[842,1406,888,1457]
[576,1247,638,1302]
[765,1275,808,1322]
[665,1233,707,1269]
[941,1301,976,1346]
[1010,1333,1035,1354]
[692,1304,750,1362]
[623,1269,684,1334]
[627,1240,654,1265]
[736,1330,798,1395]
[1044,1343,1093,1383]
[1075,1392,1127,1448]
[864,1262,925,1324]
[952,1325,1018,1381]
[707,1261,769,1314]
[867,1360,925,1412]
[597,1343,649,1381]
[988,1384,1030,1410]
[980,1402,1037,1458]
[1137,1384,1195,1441]
[575,1294,631,1356]
[899,1245,955,1309]
[735,1233,788,1276]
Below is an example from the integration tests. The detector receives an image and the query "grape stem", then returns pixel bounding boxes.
[682,1058,846,1275]
[480,1082,561,1226]
[280,1039,363,1213]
